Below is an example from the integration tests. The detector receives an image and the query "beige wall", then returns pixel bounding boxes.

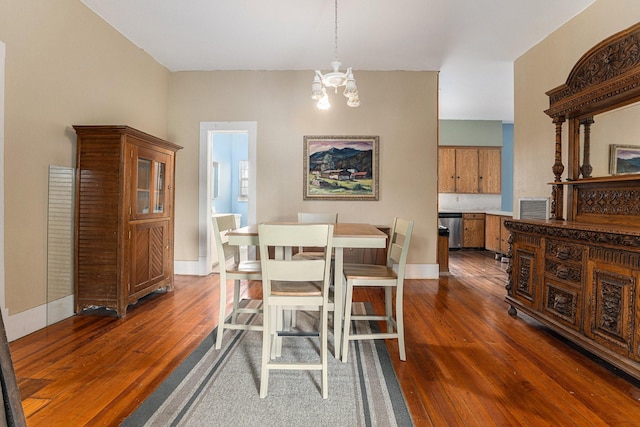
[168,70,439,267]
[513,0,640,218]
[0,0,170,316]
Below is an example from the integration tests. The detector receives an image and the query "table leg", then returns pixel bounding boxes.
[333,247,343,359]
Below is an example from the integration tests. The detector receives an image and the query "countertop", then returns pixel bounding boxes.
[439,209,513,216]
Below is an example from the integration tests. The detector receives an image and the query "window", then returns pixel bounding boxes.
[238,160,249,201]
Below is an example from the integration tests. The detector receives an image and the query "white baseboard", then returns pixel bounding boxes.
[5,295,74,342]
[6,304,46,342]
[175,259,206,276]
[405,263,439,279]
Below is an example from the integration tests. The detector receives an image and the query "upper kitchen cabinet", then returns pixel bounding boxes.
[438,146,501,194]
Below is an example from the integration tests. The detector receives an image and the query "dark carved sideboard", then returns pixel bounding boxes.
[506,219,640,378]
[505,23,640,380]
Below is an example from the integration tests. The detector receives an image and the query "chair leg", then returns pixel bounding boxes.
[385,287,393,333]
[321,307,328,399]
[341,281,354,363]
[215,278,227,349]
[260,303,273,398]
[274,306,283,358]
[396,288,406,361]
[232,279,241,324]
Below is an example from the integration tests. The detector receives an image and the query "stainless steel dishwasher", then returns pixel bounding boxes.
[438,212,462,249]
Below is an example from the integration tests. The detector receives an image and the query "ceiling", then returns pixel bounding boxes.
[81,0,595,122]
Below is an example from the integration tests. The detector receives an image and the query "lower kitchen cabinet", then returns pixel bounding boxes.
[485,214,511,254]
[462,213,485,248]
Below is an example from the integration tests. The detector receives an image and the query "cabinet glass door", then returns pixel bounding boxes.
[137,158,151,214]
[153,161,165,213]
[133,147,171,218]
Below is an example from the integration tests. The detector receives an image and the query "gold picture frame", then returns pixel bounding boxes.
[609,144,640,175]
[303,135,379,201]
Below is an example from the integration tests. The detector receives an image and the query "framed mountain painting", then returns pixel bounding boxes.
[609,144,640,175]
[303,135,379,200]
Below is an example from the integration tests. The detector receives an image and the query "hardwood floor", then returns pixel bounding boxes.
[10,250,640,426]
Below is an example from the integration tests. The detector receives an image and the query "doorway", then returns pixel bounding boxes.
[198,121,257,275]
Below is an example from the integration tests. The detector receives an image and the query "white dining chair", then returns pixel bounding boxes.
[341,217,414,362]
[293,212,338,260]
[258,223,333,399]
[212,215,262,350]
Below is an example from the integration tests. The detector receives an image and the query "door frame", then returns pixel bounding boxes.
[198,121,257,275]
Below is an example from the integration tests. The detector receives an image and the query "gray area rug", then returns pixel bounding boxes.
[123,300,413,426]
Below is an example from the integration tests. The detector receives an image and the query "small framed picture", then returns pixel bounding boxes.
[609,144,640,175]
[303,135,379,201]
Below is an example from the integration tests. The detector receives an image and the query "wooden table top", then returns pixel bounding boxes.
[228,222,388,238]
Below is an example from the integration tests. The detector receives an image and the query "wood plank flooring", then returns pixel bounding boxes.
[9,250,640,426]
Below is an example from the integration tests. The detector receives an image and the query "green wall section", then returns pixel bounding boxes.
[439,120,503,147]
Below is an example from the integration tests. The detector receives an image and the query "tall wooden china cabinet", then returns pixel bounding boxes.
[505,23,640,380]
[73,126,182,316]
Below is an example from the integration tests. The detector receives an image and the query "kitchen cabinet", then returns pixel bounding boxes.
[485,214,511,254]
[437,147,456,193]
[438,146,501,194]
[73,125,182,316]
[478,148,502,193]
[462,213,485,248]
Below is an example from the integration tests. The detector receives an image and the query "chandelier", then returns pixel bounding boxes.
[311,0,359,109]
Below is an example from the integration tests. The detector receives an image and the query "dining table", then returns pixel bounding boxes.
[227,222,388,359]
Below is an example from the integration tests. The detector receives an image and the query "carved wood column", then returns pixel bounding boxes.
[551,116,565,220]
[580,117,594,178]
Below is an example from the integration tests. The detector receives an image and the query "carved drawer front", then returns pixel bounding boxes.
[511,248,539,309]
[545,260,582,284]
[543,279,582,331]
[546,240,584,264]
[545,239,585,287]
[588,267,636,359]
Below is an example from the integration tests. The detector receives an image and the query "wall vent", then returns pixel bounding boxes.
[519,197,549,220]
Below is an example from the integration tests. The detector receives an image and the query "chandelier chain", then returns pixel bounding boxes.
[334,0,338,62]
[310,0,359,108]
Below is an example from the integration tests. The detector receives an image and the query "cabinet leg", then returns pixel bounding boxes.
[507,305,518,317]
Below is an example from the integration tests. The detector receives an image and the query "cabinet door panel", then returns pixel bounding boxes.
[499,217,510,254]
[479,149,501,193]
[130,220,170,297]
[438,148,456,193]
[455,149,479,193]
[485,214,501,252]
[512,247,540,309]
[587,262,637,358]
[463,214,484,248]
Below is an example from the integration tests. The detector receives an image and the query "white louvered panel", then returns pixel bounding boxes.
[47,166,74,302]
[519,198,549,220]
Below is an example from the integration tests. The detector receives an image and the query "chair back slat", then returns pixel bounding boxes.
[296,213,337,255]
[386,218,414,279]
[212,214,241,267]
[264,259,326,282]
[261,223,333,248]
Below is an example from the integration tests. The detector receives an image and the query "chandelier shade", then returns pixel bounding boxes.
[311,0,359,109]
